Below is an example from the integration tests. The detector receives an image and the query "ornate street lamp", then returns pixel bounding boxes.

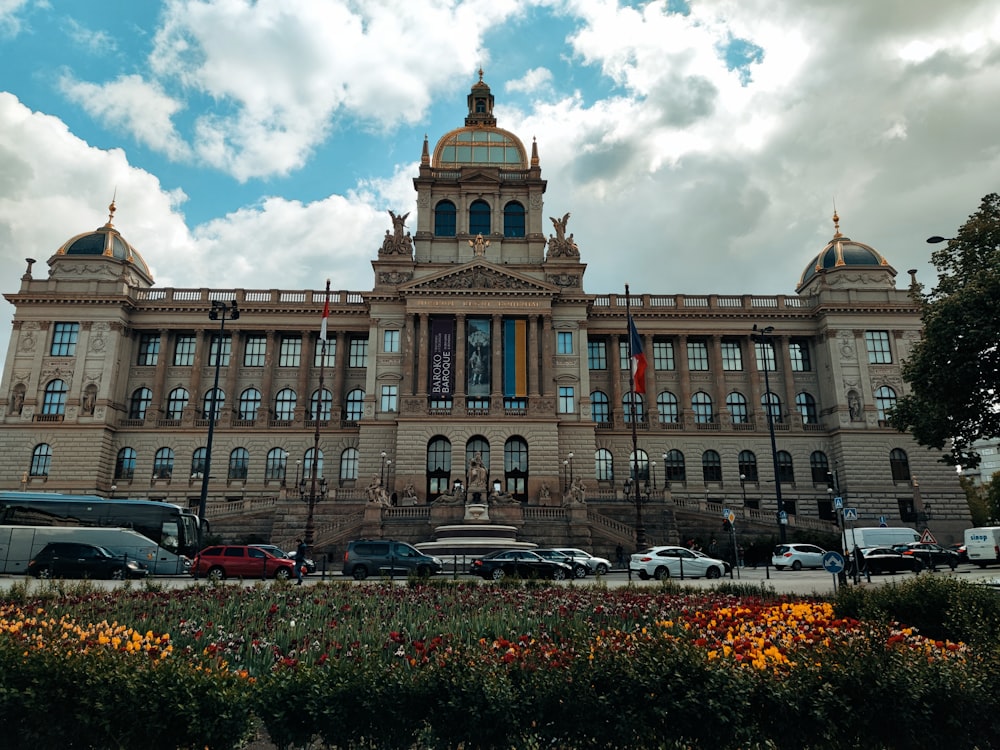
[198,299,239,525]
[752,323,786,543]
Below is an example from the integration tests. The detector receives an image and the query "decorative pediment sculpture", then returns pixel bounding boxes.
[380,209,414,256]
[546,212,580,258]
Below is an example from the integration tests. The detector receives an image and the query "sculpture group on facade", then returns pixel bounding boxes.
[546,212,580,258]
[380,210,414,256]
[365,474,391,506]
[563,476,587,506]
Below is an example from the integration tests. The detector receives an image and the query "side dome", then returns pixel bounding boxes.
[53,202,153,281]
[797,212,893,292]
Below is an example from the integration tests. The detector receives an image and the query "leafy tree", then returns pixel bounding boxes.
[890,193,1000,467]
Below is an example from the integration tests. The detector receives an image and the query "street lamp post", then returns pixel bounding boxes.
[568,452,574,489]
[110,484,117,499]
[198,300,239,525]
[301,280,332,545]
[739,473,747,505]
[650,461,657,491]
[752,324,786,543]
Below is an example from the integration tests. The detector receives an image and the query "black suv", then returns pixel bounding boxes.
[342,539,443,580]
[27,542,148,579]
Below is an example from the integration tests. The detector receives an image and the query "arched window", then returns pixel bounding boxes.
[762,392,782,423]
[692,392,713,423]
[595,448,614,482]
[776,450,794,483]
[796,392,818,424]
[890,448,911,481]
[129,388,152,420]
[503,436,528,500]
[153,448,174,480]
[239,388,262,420]
[726,392,748,424]
[426,437,452,498]
[191,448,207,479]
[702,450,722,482]
[265,448,287,481]
[657,391,679,423]
[202,388,225,420]
[274,388,296,421]
[166,388,189,420]
[228,448,249,480]
[345,389,365,422]
[434,200,456,237]
[628,449,650,481]
[875,386,897,423]
[503,201,525,237]
[339,447,359,483]
[738,450,758,482]
[591,391,610,424]
[115,447,137,480]
[810,451,830,483]
[469,199,491,235]
[304,448,324,480]
[623,392,644,423]
[663,449,686,483]
[310,388,333,421]
[30,443,52,476]
[42,379,67,415]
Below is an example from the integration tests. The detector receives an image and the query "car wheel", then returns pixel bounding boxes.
[352,566,369,581]
[574,565,587,578]
[490,567,505,580]
[110,568,125,580]
[791,560,803,571]
[912,560,924,573]
[637,570,650,580]
[868,565,881,576]
[595,563,609,575]
[274,567,291,581]
[949,559,957,570]
[551,567,567,581]
[774,565,785,571]
[416,565,431,578]
[35,566,52,579]
[654,566,670,581]
[207,566,226,582]
[705,566,721,579]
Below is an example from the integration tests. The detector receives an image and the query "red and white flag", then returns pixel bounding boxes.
[319,283,330,340]
[628,315,646,394]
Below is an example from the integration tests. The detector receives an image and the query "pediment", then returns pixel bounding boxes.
[401,261,558,294]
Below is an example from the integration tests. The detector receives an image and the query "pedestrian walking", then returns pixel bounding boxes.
[294,538,307,585]
[615,544,625,568]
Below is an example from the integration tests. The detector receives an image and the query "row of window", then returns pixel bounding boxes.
[134,333,375,368]
[125,386,377,422]
[594,390,819,424]
[433,199,525,238]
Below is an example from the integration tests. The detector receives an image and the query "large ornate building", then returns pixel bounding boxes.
[0,74,968,556]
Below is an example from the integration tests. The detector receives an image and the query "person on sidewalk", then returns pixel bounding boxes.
[294,538,308,585]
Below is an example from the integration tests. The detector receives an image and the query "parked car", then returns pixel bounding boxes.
[342,539,443,580]
[947,543,968,564]
[534,549,589,578]
[630,546,730,580]
[552,548,612,575]
[469,550,572,581]
[248,543,317,574]
[27,541,148,580]
[849,547,922,576]
[191,545,296,581]
[891,542,959,570]
[771,543,826,571]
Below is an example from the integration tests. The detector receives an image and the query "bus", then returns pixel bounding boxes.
[0,492,207,575]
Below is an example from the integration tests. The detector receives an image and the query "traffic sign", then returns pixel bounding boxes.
[778,510,788,525]
[843,508,858,521]
[834,496,843,509]
[722,508,731,518]
[921,529,937,544]
[822,551,845,574]
[727,511,736,523]
[879,515,888,527]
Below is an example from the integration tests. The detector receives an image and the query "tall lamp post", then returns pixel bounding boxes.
[300,280,332,545]
[198,300,239,525]
[739,473,747,505]
[650,461,657,492]
[752,324,786,543]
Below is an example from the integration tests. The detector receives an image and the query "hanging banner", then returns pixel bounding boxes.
[466,318,491,397]
[503,318,527,397]
[429,317,455,397]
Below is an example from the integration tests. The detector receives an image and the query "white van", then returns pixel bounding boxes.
[841,526,919,552]
[964,527,1000,567]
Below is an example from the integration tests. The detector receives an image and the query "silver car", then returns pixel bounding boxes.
[771,543,826,571]
[630,545,729,580]
[553,548,612,575]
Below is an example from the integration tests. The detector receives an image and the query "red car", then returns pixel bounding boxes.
[191,545,295,581]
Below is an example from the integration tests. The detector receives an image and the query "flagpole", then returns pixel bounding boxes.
[305,279,331,546]
[625,284,646,549]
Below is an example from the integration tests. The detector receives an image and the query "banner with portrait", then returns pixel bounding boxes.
[466,318,491,397]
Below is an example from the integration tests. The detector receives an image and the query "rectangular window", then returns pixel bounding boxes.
[383,330,400,353]
[557,331,573,355]
[380,385,398,413]
[789,339,811,371]
[558,386,575,414]
[687,340,709,371]
[314,336,336,367]
[209,334,232,367]
[755,340,776,371]
[349,337,368,368]
[721,341,742,371]
[279,335,302,367]
[174,335,196,366]
[244,334,266,367]
[588,340,607,370]
[50,322,79,356]
[137,333,160,366]
[865,331,892,364]
[653,341,675,371]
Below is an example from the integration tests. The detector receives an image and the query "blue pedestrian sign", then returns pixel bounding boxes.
[822,551,845,574]
[834,496,843,509]
[879,515,888,527]
[843,508,858,522]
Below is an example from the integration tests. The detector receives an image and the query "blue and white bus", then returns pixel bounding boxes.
[0,492,207,575]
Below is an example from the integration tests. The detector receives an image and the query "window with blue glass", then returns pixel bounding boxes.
[503,201,525,237]
[469,199,491,235]
[434,200,456,236]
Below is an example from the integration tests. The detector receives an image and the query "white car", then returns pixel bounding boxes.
[553,548,612,575]
[630,546,730,580]
[771,543,826,571]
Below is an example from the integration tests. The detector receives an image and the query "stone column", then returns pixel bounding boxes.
[151,329,170,419]
[541,316,554,397]
[676,335,691,426]
[258,331,277,424]
[707,335,725,423]
[528,314,540,398]
[416,314,430,396]
[491,314,503,405]
[454,314,466,402]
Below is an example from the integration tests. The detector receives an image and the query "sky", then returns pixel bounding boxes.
[0,0,998,368]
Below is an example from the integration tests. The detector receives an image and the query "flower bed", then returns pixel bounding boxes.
[1,577,997,749]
